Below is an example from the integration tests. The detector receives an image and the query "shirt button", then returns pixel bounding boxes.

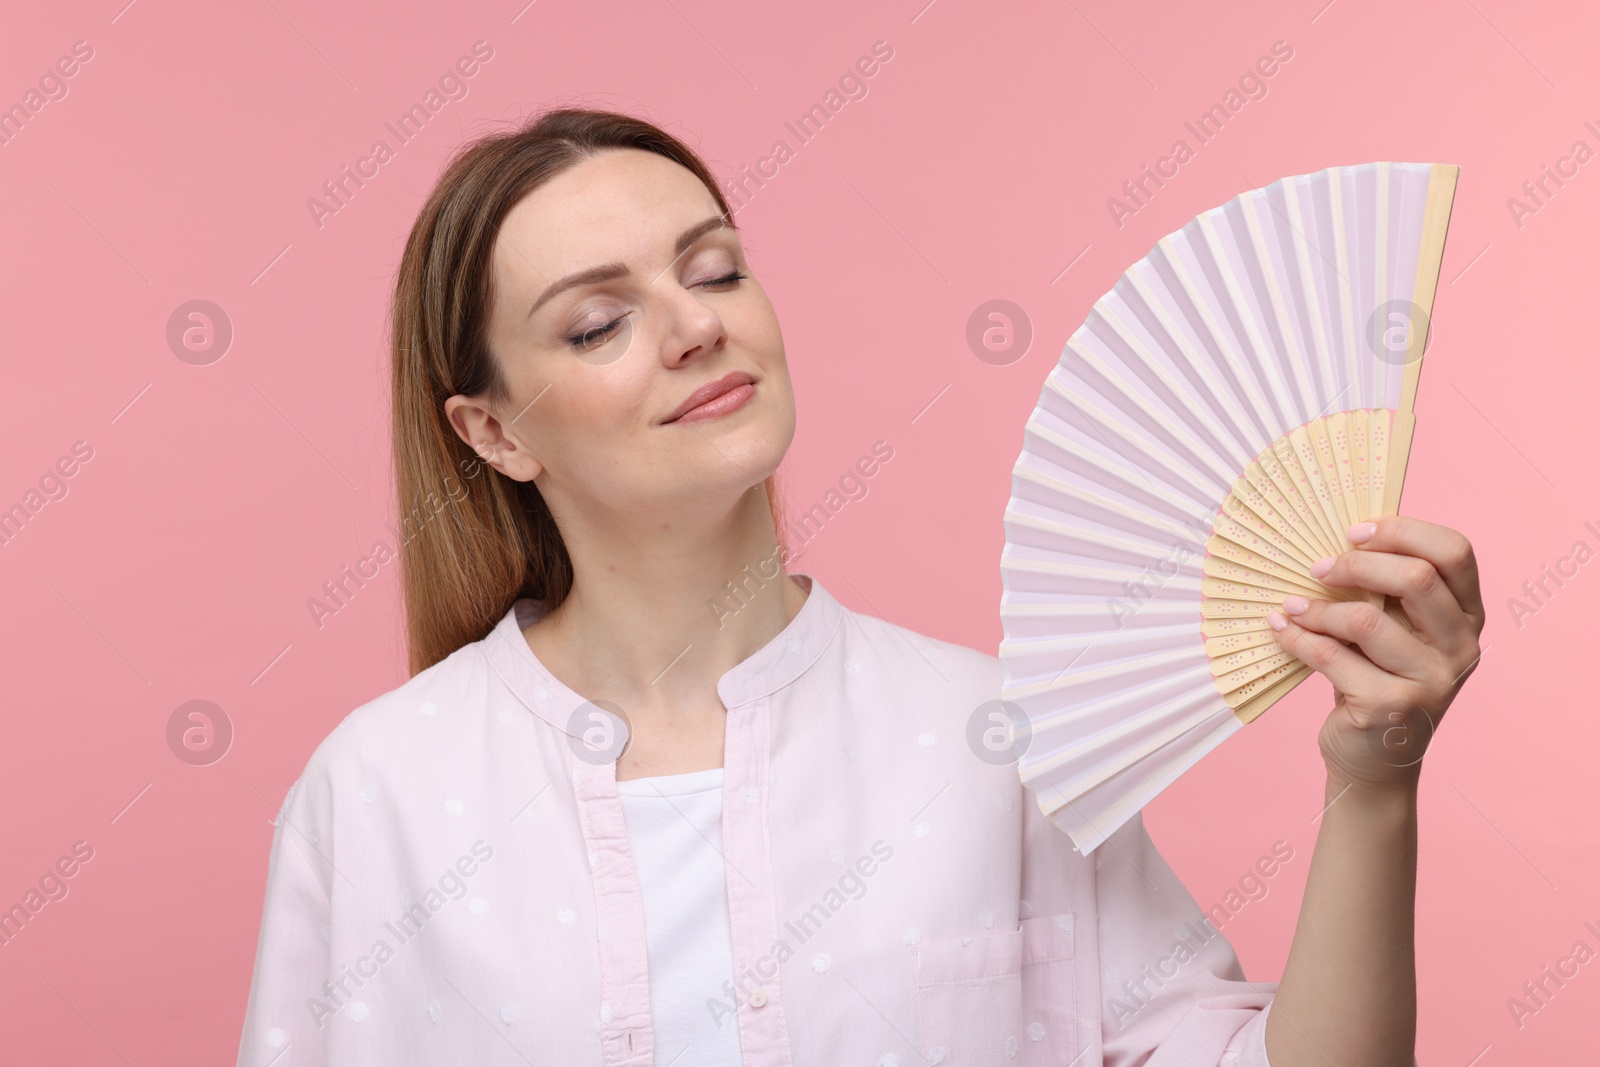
[748,987,769,1008]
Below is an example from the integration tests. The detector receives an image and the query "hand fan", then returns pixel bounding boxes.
[999,162,1458,854]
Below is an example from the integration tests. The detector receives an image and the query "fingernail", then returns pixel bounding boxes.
[1347,522,1377,544]
[1266,610,1288,632]
[1282,594,1309,615]
[1310,557,1334,578]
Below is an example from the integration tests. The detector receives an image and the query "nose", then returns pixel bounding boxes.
[657,280,728,368]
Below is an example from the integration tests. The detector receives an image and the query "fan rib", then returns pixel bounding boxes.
[1158,232,1280,444]
[1240,190,1320,423]
[1283,177,1342,413]
[1196,212,1300,434]
[1095,298,1253,475]
[1328,168,1364,409]
[1043,370,1221,500]
[1018,415,1206,517]
[1124,267,1259,458]
[1065,340,1240,490]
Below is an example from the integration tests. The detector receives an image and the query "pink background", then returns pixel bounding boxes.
[1,0,1594,1062]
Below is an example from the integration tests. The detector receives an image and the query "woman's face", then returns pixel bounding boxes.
[450,147,795,522]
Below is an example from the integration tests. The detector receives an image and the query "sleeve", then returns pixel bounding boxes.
[1092,811,1274,1067]
[1020,792,1277,1067]
[234,770,336,1067]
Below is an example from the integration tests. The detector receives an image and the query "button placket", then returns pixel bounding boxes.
[721,695,795,1064]
[571,762,655,1067]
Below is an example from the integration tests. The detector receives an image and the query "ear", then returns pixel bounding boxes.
[443,393,545,483]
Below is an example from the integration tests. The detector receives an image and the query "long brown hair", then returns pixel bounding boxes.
[389,107,788,675]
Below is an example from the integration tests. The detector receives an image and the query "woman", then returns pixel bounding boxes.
[236,108,1484,1066]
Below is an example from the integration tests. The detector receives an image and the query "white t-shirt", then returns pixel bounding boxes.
[616,767,744,1066]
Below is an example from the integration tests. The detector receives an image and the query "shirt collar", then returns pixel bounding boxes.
[481,572,843,737]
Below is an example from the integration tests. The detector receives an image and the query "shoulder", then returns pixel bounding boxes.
[837,598,1002,687]
[828,597,1005,732]
[279,638,488,818]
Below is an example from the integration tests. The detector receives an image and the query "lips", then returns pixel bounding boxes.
[662,371,756,424]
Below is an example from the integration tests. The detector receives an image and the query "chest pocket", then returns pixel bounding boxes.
[911,913,1078,1066]
[913,926,1022,1065]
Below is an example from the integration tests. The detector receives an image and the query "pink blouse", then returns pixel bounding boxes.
[235,573,1277,1066]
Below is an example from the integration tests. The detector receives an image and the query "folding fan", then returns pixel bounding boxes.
[999,162,1458,854]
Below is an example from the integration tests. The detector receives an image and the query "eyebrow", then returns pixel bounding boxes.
[525,214,732,320]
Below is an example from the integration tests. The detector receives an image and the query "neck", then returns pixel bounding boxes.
[524,482,807,721]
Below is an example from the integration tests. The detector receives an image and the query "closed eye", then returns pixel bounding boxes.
[564,270,748,351]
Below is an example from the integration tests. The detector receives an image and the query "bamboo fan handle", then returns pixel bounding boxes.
[1381,163,1459,518]
[1378,163,1458,635]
